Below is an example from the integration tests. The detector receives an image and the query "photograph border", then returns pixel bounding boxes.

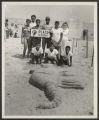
[0,0,98,120]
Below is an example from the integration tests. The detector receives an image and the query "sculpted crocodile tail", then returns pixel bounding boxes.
[29,74,62,109]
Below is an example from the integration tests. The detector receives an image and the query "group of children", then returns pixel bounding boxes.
[21,15,73,66]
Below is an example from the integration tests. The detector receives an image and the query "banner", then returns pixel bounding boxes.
[31,29,50,38]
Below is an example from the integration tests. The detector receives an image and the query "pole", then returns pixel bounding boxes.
[91,47,94,67]
[72,38,74,53]
[86,30,88,58]
[76,38,78,47]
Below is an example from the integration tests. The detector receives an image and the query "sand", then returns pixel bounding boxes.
[4,37,94,116]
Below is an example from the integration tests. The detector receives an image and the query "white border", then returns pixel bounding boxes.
[2,2,98,119]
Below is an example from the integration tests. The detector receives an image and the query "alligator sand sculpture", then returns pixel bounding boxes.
[29,64,84,109]
[29,64,61,109]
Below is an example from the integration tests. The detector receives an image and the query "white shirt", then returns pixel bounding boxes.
[42,23,53,38]
[43,23,53,31]
[45,49,58,58]
[62,51,73,60]
[51,28,63,42]
[62,28,69,40]
[30,22,36,28]
[32,47,43,55]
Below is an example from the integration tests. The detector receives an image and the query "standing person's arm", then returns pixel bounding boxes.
[50,31,53,40]
[44,49,49,63]
[21,27,24,44]
[55,50,59,63]
[69,51,73,66]
[58,32,63,45]
[69,56,72,66]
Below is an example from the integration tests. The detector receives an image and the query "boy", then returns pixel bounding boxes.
[31,19,42,47]
[29,15,36,53]
[21,19,31,57]
[42,16,53,49]
[31,44,43,64]
[50,21,63,60]
[61,46,73,66]
[30,15,36,28]
[44,45,58,64]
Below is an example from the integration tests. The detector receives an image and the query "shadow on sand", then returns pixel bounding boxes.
[12,54,24,59]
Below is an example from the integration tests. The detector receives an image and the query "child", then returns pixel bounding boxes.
[42,16,53,49]
[61,22,70,56]
[50,21,63,59]
[31,19,42,47]
[61,46,73,66]
[30,15,36,28]
[44,45,58,64]
[29,15,36,53]
[31,44,43,64]
[21,19,31,58]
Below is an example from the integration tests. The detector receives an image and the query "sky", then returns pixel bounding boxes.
[5,5,94,23]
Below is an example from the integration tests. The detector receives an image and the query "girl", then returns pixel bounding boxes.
[61,22,70,56]
[21,19,31,58]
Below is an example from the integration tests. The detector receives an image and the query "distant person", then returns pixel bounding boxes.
[61,22,70,56]
[61,46,73,66]
[83,29,88,40]
[50,21,63,59]
[44,45,58,64]
[31,44,43,64]
[5,19,10,39]
[21,19,31,58]
[5,19,9,28]
[42,16,53,50]
[14,24,19,38]
[10,23,15,37]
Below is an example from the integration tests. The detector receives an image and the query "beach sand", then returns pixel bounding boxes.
[4,37,94,116]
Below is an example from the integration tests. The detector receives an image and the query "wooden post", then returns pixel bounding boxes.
[76,38,78,47]
[86,30,88,58]
[72,38,74,53]
[91,47,94,67]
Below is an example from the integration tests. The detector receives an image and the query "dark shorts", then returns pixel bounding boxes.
[30,37,41,48]
[58,56,69,65]
[42,38,52,49]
